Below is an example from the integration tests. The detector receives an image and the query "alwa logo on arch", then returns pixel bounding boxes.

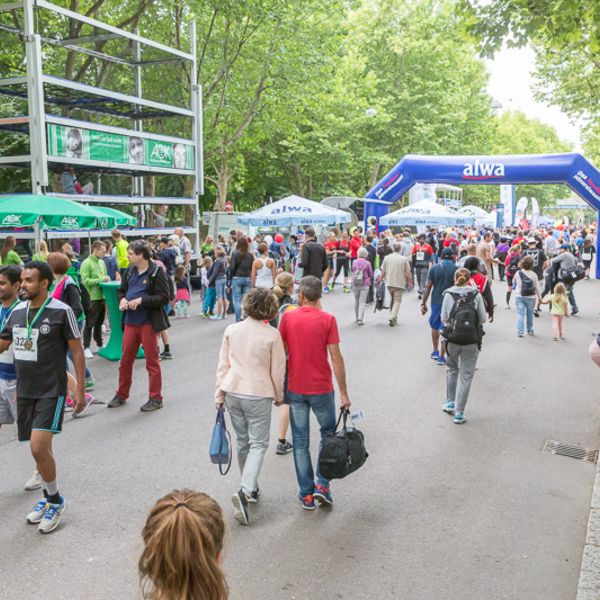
[462,159,506,180]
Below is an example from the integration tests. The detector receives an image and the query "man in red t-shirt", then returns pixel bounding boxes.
[349,230,363,260]
[279,275,351,511]
[411,233,434,298]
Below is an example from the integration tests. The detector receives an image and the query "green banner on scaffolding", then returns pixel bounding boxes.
[46,124,195,171]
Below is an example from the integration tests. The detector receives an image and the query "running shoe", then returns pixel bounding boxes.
[38,497,66,534]
[442,401,455,413]
[517,333,524,338]
[534,309,540,318]
[323,287,330,294]
[107,395,126,408]
[64,396,74,413]
[209,314,222,321]
[298,493,316,511]
[560,336,566,340]
[159,350,173,360]
[552,336,558,341]
[572,309,579,315]
[231,490,249,525]
[389,317,397,327]
[437,356,446,366]
[527,331,534,336]
[343,287,350,294]
[430,350,440,360]
[248,487,260,504]
[72,393,95,418]
[24,470,42,491]
[276,441,293,455]
[357,320,364,326]
[26,499,48,524]
[84,348,94,359]
[85,377,96,391]
[140,399,163,412]
[453,412,467,425]
[313,484,333,506]
[201,312,209,319]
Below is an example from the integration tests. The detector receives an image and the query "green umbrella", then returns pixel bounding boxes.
[91,205,137,228]
[0,194,117,230]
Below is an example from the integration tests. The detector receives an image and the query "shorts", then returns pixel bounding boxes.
[215,278,227,299]
[429,303,443,331]
[327,257,334,270]
[0,378,17,425]
[17,396,65,442]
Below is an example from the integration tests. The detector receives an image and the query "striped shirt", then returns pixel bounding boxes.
[0,298,80,398]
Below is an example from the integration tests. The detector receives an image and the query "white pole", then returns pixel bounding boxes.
[24,0,48,194]
[190,19,202,255]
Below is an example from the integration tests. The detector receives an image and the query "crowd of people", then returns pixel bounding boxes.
[0,217,597,598]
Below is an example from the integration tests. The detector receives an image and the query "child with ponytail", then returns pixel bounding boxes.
[139,489,228,600]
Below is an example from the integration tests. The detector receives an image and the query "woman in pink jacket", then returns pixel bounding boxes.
[215,288,286,526]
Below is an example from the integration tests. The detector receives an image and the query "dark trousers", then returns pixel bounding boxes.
[83,299,105,348]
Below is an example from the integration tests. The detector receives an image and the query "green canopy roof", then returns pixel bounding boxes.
[0,195,118,230]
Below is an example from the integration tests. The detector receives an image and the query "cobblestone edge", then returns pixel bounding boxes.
[577,462,600,599]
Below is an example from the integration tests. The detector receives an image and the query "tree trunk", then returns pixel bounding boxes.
[369,163,381,189]
[213,155,229,211]
[292,163,304,196]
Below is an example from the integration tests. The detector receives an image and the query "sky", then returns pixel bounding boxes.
[486,46,581,149]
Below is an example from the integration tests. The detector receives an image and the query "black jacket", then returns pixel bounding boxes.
[299,240,328,279]
[118,261,171,333]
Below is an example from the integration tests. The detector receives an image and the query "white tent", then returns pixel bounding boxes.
[237,195,351,227]
[379,199,475,228]
[458,205,495,228]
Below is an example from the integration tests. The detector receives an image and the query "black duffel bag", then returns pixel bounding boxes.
[319,409,368,480]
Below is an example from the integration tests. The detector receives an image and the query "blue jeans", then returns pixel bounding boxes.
[232,276,251,321]
[215,278,227,299]
[516,296,536,335]
[288,390,336,496]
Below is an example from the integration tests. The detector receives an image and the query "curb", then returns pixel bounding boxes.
[577,460,600,599]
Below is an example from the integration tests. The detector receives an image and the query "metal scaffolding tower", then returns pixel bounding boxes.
[0,0,203,249]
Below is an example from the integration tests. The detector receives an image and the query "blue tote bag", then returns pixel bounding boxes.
[210,405,232,475]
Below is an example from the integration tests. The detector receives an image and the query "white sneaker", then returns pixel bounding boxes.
[26,499,47,524]
[84,348,94,359]
[38,497,66,534]
[24,470,42,491]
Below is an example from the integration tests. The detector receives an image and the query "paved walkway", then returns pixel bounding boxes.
[1,278,599,599]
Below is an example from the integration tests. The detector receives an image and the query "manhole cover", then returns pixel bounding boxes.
[542,440,599,464]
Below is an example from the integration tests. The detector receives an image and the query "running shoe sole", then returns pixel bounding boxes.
[298,497,316,511]
[231,492,249,525]
[39,500,66,534]
[313,492,333,507]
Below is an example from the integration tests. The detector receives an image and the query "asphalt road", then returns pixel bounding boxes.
[1,277,600,600]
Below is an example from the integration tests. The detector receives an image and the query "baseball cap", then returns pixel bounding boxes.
[441,248,456,258]
[560,243,570,250]
[527,237,536,244]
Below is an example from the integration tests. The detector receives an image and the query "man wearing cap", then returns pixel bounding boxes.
[551,244,580,315]
[421,247,458,366]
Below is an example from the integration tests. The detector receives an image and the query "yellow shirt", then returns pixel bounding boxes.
[547,293,568,316]
[115,239,129,269]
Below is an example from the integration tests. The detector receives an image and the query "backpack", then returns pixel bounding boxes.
[352,264,366,285]
[442,290,481,346]
[518,270,535,296]
[318,410,368,480]
[506,254,521,278]
[559,263,585,284]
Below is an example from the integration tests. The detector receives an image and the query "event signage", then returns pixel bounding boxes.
[462,160,505,180]
[46,124,195,171]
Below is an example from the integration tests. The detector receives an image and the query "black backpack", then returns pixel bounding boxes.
[506,254,521,278]
[319,410,368,480]
[518,270,536,296]
[442,290,481,346]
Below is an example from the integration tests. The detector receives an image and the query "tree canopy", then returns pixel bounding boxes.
[0,0,577,212]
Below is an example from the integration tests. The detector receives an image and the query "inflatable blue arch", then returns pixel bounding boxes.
[364,153,600,276]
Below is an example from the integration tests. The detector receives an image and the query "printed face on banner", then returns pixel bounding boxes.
[65,128,84,159]
[129,137,144,164]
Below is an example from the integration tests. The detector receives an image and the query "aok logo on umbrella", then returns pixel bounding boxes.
[61,216,79,226]
[2,214,21,225]
[462,160,506,180]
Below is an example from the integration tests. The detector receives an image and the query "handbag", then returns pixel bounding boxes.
[209,405,232,475]
[318,409,368,480]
